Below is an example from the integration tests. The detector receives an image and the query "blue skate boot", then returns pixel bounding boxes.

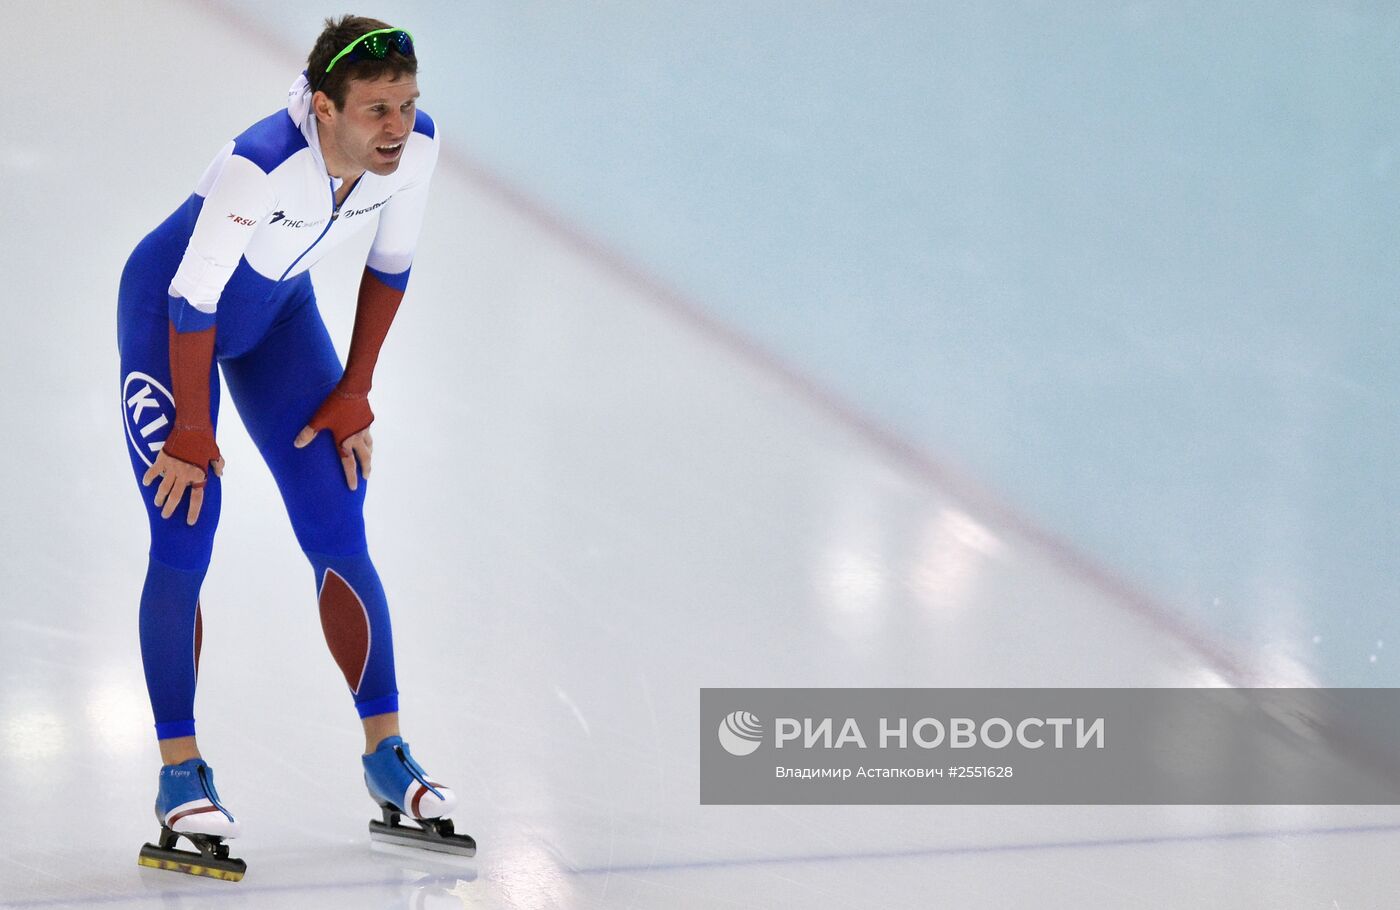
[137,758,246,881]
[363,736,475,856]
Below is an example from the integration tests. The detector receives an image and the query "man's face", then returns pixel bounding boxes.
[321,73,420,177]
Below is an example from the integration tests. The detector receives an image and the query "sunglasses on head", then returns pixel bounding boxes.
[312,28,415,94]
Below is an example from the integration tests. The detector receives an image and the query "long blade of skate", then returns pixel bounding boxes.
[369,820,476,856]
[138,843,246,881]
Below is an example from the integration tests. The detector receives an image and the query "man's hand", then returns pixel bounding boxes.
[295,423,373,491]
[142,449,224,525]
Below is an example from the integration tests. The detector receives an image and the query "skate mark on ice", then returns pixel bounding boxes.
[3,874,440,907]
[561,820,1400,877]
[553,685,592,737]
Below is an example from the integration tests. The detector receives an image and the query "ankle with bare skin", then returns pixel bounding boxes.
[158,735,201,766]
[363,711,402,755]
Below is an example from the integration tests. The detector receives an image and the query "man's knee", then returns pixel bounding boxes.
[288,509,368,555]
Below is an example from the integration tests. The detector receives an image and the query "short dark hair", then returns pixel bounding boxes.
[307,15,417,110]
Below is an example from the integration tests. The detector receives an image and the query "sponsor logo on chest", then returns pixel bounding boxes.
[266,197,388,229]
[268,210,327,230]
[340,198,389,220]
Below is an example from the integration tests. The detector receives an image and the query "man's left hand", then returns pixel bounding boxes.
[334,427,373,490]
[295,389,374,490]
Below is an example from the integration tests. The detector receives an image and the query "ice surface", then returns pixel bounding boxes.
[3,2,1398,907]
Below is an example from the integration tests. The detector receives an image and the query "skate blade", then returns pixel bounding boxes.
[369,820,476,857]
[138,844,246,881]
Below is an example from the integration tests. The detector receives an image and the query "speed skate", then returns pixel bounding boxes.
[137,758,246,881]
[363,735,476,856]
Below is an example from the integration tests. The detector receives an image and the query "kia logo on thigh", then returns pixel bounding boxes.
[122,372,175,467]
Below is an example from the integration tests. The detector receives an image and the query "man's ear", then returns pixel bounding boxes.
[312,91,334,123]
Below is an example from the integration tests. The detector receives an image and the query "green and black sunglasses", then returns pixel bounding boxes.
[311,27,415,94]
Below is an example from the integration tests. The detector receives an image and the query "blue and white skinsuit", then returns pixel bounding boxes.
[118,73,439,739]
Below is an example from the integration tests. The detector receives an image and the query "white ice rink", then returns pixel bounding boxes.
[4,2,1400,907]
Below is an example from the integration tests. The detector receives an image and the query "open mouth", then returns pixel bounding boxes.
[376,142,404,159]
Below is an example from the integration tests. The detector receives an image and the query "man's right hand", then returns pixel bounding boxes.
[142,447,224,526]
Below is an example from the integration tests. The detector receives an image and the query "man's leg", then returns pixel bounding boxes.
[119,286,222,762]
[220,294,401,750]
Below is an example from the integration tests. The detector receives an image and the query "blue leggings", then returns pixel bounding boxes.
[118,264,399,740]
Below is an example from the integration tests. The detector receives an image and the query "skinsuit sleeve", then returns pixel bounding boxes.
[162,147,277,469]
[302,112,440,449]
